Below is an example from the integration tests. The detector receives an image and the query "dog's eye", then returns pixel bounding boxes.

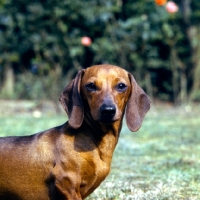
[85,83,97,91]
[116,83,127,92]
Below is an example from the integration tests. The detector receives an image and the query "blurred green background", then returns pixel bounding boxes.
[0,0,200,104]
[1,0,200,199]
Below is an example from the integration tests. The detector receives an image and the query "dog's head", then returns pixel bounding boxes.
[59,64,150,132]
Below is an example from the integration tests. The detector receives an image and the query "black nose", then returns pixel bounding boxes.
[100,104,116,116]
[100,104,116,123]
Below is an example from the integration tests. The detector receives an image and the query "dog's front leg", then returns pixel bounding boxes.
[52,166,83,200]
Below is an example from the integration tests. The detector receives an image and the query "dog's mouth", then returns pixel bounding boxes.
[99,117,117,124]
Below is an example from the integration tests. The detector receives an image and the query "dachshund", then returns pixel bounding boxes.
[0,64,150,200]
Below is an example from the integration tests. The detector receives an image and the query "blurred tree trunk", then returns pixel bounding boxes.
[170,47,179,105]
[190,30,200,101]
[180,0,200,101]
[145,72,153,103]
[49,63,62,113]
[180,68,187,104]
[170,46,188,105]
[2,63,14,98]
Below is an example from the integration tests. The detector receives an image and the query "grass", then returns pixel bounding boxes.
[0,101,200,199]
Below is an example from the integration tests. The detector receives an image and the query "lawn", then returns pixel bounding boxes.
[0,101,200,199]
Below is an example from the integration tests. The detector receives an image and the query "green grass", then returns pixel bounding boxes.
[0,102,200,199]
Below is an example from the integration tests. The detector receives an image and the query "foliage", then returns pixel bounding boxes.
[0,0,200,103]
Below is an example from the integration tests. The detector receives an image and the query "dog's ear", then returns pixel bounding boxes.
[126,73,150,132]
[59,70,85,129]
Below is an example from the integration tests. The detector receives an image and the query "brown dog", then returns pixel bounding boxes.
[0,64,150,200]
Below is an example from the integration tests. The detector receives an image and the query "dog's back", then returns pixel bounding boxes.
[0,131,56,200]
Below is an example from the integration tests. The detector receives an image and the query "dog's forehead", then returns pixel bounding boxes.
[83,65,129,81]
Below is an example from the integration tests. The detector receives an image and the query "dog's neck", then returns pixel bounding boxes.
[82,113,123,164]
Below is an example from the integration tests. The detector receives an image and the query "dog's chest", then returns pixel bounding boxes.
[79,151,110,196]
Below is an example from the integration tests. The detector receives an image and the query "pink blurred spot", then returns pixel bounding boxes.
[81,36,92,46]
[166,1,179,13]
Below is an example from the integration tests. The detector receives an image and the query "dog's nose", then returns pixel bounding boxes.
[100,104,116,116]
[100,104,116,124]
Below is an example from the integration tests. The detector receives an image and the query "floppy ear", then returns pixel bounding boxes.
[126,73,151,132]
[59,70,85,129]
